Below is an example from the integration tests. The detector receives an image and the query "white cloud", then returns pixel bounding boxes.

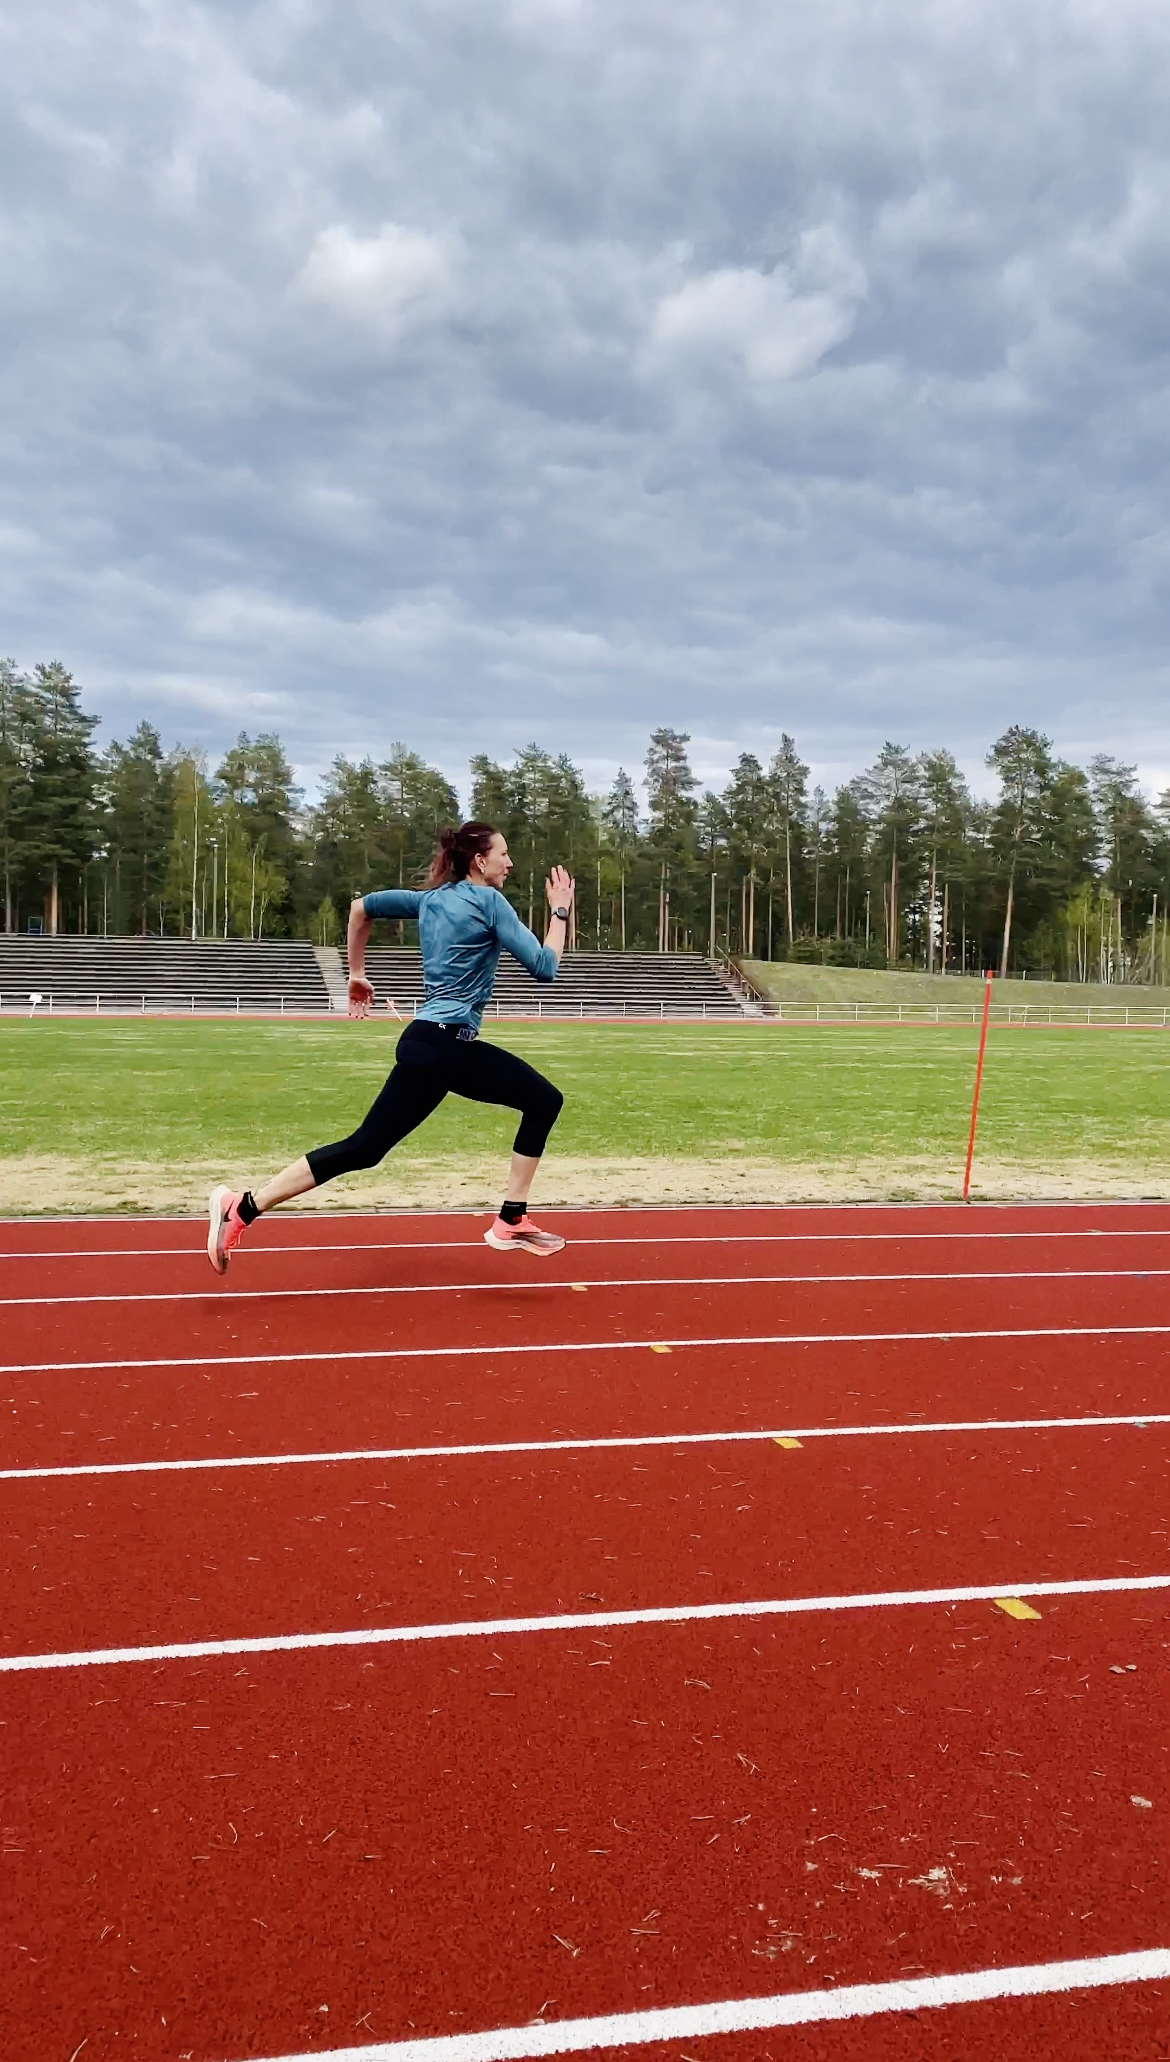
[646,229,866,385]
[295,222,456,337]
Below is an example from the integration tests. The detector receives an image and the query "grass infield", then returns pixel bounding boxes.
[2,1016,1168,1214]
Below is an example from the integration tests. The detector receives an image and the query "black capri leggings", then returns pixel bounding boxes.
[306,1020,564,1187]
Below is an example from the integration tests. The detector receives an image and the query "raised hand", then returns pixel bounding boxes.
[545,865,575,911]
[348,975,376,1019]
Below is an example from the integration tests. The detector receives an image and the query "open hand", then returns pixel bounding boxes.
[545,865,575,912]
[348,975,375,1019]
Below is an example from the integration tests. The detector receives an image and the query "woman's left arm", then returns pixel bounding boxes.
[492,877,572,982]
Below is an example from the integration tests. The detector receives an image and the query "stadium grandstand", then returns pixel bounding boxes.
[0,936,747,1018]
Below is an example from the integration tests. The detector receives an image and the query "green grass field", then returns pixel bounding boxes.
[1,1016,1167,1214]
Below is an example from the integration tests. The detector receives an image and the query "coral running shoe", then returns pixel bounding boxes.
[484,1214,566,1257]
[207,1186,250,1273]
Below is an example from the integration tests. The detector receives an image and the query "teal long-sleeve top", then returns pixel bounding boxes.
[363,880,559,1029]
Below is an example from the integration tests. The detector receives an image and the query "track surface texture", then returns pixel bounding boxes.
[2,1201,1168,2062]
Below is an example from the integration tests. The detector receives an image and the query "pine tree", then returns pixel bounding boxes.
[98,722,176,934]
[917,750,972,973]
[23,663,98,934]
[767,736,809,950]
[216,733,302,937]
[645,729,698,951]
[854,743,922,963]
[723,753,769,955]
[0,660,37,932]
[988,727,1055,976]
[602,769,640,948]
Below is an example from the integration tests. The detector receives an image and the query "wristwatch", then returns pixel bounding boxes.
[552,906,570,921]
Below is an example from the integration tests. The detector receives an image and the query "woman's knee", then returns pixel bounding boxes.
[309,1126,384,1180]
[533,1081,563,1130]
[344,1126,386,1171]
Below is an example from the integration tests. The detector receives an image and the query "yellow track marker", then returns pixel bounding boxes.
[994,1597,1042,1621]
[773,1436,803,1450]
[649,1344,672,1354]
[570,1284,588,1292]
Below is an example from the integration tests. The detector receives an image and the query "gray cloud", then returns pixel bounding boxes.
[3,0,1170,803]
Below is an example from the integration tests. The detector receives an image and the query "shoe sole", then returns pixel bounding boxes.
[483,1230,566,1256]
[207,1186,233,1273]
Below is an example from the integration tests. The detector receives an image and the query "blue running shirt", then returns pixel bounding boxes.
[363,880,559,1028]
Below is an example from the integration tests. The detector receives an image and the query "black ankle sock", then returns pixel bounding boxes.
[237,1190,261,1226]
[499,1199,526,1225]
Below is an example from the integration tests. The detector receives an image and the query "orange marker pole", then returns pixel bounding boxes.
[962,973,994,1202]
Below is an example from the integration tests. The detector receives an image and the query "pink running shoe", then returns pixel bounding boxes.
[484,1214,566,1257]
[207,1186,250,1274]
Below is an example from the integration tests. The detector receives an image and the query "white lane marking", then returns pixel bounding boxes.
[2,1573,1167,1674]
[6,1322,1170,1377]
[5,1265,1170,1309]
[245,1950,1170,2060]
[4,1227,1170,1260]
[3,1412,1167,1484]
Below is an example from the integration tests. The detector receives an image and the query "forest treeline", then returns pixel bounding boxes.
[2,657,1168,980]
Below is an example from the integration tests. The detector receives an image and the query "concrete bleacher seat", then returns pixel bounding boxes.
[0,937,330,1013]
[349,947,744,1018]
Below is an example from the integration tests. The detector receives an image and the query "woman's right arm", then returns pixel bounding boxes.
[348,890,423,1017]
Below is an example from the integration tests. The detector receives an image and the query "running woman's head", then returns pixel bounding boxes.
[427,822,512,890]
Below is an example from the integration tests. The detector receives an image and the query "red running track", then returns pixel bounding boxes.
[5,1334,1169,1473]
[3,1197,1170,1254]
[2,1428,1168,1658]
[2,1600,1166,2060]
[7,1272,1170,1371]
[9,1225,1170,1299]
[1,1203,1168,2062]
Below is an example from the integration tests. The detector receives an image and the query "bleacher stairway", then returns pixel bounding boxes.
[0,938,745,1017]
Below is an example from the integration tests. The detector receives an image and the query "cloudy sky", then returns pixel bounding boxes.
[3,0,1169,805]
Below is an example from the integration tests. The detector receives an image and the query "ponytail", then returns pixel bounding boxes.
[426,821,498,888]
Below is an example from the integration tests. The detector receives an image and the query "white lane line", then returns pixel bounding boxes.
[5,1227,1170,1260]
[6,1321,1170,1377]
[7,1264,1170,1309]
[2,1572,1167,1674]
[247,1950,1170,2060]
[4,1412,1167,1484]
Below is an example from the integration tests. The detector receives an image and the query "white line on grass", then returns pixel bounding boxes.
[6,1265,1170,1309]
[5,1227,1170,1261]
[245,1950,1170,2061]
[3,1412,1166,1484]
[6,1322,1170,1377]
[2,1573,1167,1673]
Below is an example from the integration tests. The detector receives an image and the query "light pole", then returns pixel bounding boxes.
[209,839,218,945]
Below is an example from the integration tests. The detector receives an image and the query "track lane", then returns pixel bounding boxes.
[6,1333,1170,1473]
[12,1233,1170,1299]
[2,1428,1166,1657]
[3,1199,1170,1260]
[2,1597,1164,2062]
[5,1271,1170,1369]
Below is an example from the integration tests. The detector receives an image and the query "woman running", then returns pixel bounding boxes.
[207,822,574,1269]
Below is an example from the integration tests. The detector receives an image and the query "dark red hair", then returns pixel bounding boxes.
[426,821,498,887]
